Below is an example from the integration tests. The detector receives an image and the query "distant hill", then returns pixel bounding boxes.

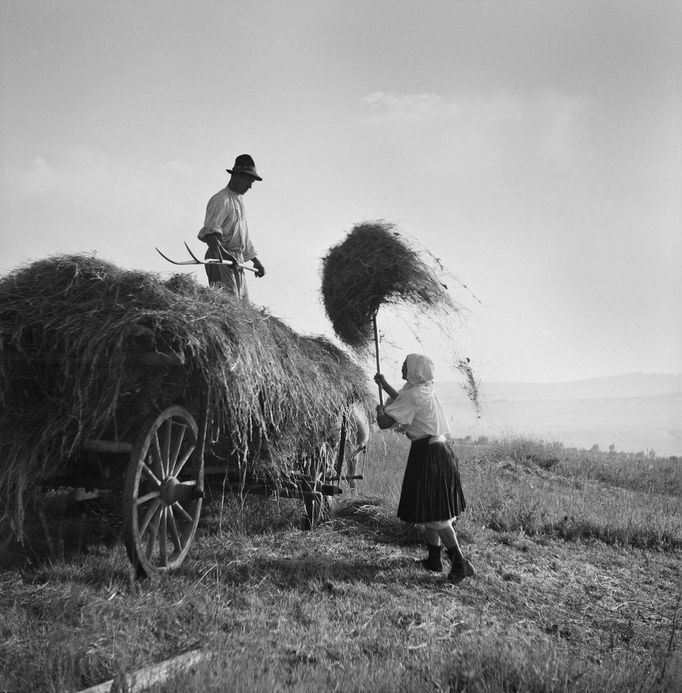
[476,372,682,401]
[439,373,682,456]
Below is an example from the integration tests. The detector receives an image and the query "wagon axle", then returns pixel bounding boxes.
[158,476,199,506]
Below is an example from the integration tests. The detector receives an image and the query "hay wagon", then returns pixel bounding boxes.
[0,347,365,578]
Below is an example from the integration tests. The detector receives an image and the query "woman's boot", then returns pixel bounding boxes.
[446,546,475,583]
[420,543,443,572]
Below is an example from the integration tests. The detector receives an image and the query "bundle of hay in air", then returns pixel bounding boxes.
[321,221,481,412]
[0,255,372,535]
[321,221,457,351]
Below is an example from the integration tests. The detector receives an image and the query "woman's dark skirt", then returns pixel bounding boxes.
[397,437,466,524]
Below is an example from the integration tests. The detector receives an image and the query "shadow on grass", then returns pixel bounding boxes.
[329,495,478,549]
[0,490,123,573]
[253,555,387,585]
[330,496,422,547]
[217,552,446,590]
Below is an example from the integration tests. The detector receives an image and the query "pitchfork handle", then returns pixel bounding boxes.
[373,313,384,405]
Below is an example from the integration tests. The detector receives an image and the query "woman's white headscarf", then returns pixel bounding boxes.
[390,352,450,437]
[404,353,435,388]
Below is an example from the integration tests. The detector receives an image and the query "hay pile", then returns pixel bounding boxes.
[0,255,372,534]
[321,221,457,350]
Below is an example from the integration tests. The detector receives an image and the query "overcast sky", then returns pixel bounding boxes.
[1,0,680,384]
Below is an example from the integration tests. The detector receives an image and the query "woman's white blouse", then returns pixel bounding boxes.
[384,383,450,441]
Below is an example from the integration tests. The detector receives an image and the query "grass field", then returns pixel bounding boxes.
[1,433,680,692]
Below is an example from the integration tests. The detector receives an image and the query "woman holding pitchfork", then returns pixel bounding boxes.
[320,221,478,580]
[374,354,475,583]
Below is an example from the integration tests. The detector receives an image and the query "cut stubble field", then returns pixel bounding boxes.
[1,433,680,692]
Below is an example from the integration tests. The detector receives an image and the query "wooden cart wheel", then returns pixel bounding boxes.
[123,405,203,577]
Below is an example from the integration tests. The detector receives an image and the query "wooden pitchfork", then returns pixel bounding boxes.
[155,242,258,273]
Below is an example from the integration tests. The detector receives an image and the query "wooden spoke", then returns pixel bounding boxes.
[150,433,165,478]
[169,422,187,474]
[171,439,194,478]
[141,462,162,488]
[139,498,162,536]
[172,501,193,523]
[162,418,173,470]
[159,507,168,566]
[144,506,163,560]
[136,490,160,506]
[168,505,183,556]
[167,507,183,554]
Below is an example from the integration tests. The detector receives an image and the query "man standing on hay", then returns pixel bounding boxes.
[197,154,266,299]
[375,354,475,584]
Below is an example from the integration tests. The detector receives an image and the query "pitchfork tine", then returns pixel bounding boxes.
[183,242,207,264]
[184,241,234,265]
[155,247,197,265]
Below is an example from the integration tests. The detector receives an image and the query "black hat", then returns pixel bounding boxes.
[226,154,262,181]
